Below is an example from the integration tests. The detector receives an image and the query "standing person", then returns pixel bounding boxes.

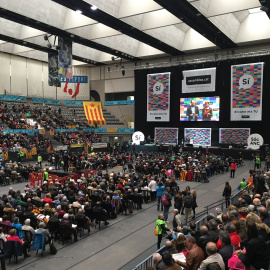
[191,190,198,219]
[265,153,270,171]
[237,178,247,191]
[174,191,183,214]
[38,154,42,168]
[254,155,261,170]
[43,168,49,182]
[186,100,199,121]
[201,101,213,121]
[222,182,232,208]
[156,214,173,250]
[148,178,157,201]
[162,187,172,222]
[156,181,165,211]
[230,161,236,178]
[235,221,268,270]
[183,191,193,222]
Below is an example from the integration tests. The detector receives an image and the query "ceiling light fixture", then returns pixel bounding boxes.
[91,5,98,10]
[76,10,82,14]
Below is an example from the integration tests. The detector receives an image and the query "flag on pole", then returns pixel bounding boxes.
[83,102,106,125]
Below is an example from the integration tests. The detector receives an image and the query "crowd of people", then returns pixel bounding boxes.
[0,139,269,269]
[0,132,53,153]
[153,172,270,270]
[53,131,101,146]
[0,102,35,130]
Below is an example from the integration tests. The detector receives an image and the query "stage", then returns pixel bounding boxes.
[134,144,266,160]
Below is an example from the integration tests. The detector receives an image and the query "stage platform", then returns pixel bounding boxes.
[134,144,266,160]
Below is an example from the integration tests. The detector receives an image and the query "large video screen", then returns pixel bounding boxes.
[180,96,220,121]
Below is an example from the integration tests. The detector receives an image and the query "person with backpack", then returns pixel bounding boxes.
[162,187,172,222]
[155,213,173,249]
[156,181,165,211]
[183,191,193,222]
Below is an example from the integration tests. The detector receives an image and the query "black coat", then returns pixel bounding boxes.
[219,244,235,270]
[239,236,268,270]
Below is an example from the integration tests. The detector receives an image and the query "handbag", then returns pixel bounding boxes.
[50,239,57,255]
[228,250,245,270]
[161,194,169,206]
[154,226,158,236]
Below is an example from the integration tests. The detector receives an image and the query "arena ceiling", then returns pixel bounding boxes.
[0,0,268,66]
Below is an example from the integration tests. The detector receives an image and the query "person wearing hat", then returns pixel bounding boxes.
[202,101,213,121]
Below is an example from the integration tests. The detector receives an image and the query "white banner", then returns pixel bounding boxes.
[182,68,216,93]
[231,62,264,121]
[92,143,108,148]
[147,72,170,122]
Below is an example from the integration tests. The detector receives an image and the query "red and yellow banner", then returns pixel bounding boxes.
[83,101,106,125]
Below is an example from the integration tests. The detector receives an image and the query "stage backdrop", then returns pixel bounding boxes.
[147,72,170,122]
[182,67,216,93]
[231,62,264,121]
[219,128,250,145]
[155,128,178,145]
[185,128,211,146]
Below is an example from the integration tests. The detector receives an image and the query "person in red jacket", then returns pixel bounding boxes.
[230,161,236,178]
[43,193,54,207]
[216,223,241,250]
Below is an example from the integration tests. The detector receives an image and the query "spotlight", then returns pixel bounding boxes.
[44,35,48,41]
[107,67,111,72]
[111,56,115,61]
[91,5,98,10]
[76,10,82,14]
[121,66,125,76]
[47,43,52,48]
[55,45,60,50]
[114,63,118,67]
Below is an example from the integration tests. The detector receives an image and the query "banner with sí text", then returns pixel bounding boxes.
[231,62,264,121]
[147,72,170,122]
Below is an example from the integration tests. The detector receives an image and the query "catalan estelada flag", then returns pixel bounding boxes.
[83,102,106,125]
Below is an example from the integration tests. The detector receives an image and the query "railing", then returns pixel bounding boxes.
[132,213,208,270]
[132,185,250,270]
[204,185,250,214]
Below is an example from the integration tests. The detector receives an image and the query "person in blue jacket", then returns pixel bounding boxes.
[156,181,165,211]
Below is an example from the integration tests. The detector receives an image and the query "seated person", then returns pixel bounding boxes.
[35,222,51,245]
[60,214,78,242]
[0,227,7,242]
[56,205,66,219]
[24,206,38,229]
[93,201,109,225]
[1,215,12,227]
[75,209,93,233]
[12,217,24,239]
[47,212,60,239]
[43,203,56,217]
[43,194,54,208]
[22,218,35,236]
[7,229,30,258]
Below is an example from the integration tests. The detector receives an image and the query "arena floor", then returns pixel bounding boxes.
[0,161,257,270]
